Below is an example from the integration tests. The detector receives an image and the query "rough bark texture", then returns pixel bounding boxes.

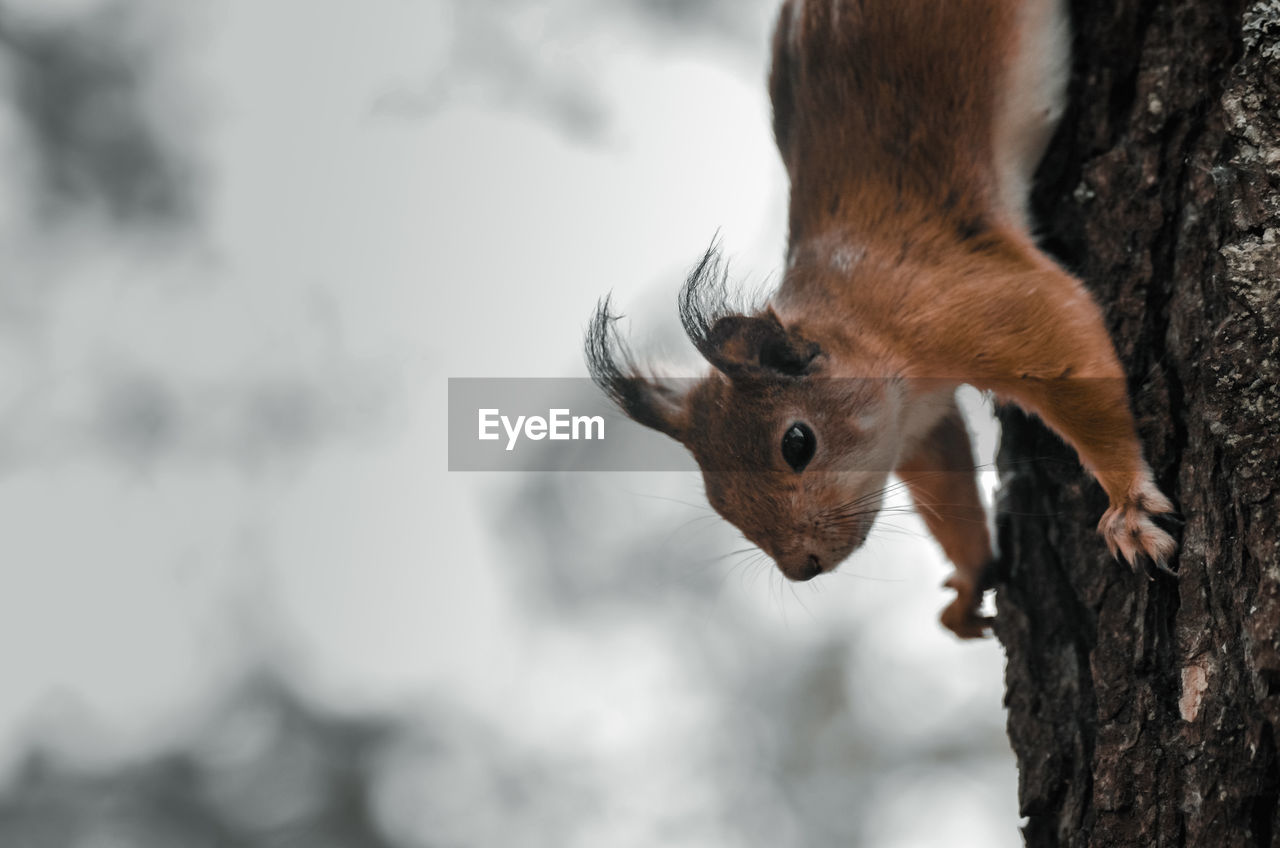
[992,0,1280,845]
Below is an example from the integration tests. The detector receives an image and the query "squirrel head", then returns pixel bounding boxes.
[585,246,906,580]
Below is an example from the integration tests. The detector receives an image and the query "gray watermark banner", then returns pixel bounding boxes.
[448,378,696,471]
[448,376,1123,472]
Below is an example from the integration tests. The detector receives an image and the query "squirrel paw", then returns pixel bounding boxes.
[1097,487,1179,577]
[940,574,993,639]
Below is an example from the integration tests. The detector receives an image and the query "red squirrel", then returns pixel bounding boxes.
[584,0,1177,639]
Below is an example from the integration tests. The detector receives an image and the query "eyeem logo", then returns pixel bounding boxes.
[478,408,605,451]
[448,378,691,471]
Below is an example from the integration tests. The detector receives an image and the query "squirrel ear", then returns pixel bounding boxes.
[702,309,821,378]
[606,377,689,441]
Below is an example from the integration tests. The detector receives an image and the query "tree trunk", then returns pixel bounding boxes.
[992,0,1280,845]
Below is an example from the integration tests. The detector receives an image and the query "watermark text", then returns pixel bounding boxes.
[478,408,605,451]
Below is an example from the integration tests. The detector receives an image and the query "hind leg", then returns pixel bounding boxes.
[896,400,993,639]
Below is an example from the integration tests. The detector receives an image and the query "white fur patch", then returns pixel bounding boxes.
[789,0,806,51]
[829,244,865,274]
[993,0,1071,231]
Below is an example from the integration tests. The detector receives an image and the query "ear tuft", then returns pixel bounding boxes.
[678,239,735,363]
[584,296,688,440]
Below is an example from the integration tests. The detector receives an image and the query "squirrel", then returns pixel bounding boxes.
[584,0,1178,639]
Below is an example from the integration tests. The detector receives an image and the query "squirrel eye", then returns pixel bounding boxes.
[781,422,816,472]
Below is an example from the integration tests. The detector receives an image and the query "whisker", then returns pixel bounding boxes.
[662,513,724,545]
[824,569,908,584]
[727,550,766,585]
[789,583,816,622]
[625,491,714,512]
[866,518,931,539]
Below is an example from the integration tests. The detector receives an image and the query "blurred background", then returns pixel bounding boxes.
[0,0,1021,845]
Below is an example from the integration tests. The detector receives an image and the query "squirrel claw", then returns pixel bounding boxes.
[1098,488,1179,576]
[1132,553,1178,580]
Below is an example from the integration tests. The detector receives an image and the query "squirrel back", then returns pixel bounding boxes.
[770,0,1069,241]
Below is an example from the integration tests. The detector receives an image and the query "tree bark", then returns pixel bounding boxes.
[992,0,1280,845]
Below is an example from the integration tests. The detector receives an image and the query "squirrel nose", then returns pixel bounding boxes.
[793,554,823,582]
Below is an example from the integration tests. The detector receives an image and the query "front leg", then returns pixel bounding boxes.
[988,371,1177,572]
[943,260,1179,573]
[896,398,994,639]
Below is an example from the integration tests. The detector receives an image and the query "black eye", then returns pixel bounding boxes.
[781,422,816,472]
